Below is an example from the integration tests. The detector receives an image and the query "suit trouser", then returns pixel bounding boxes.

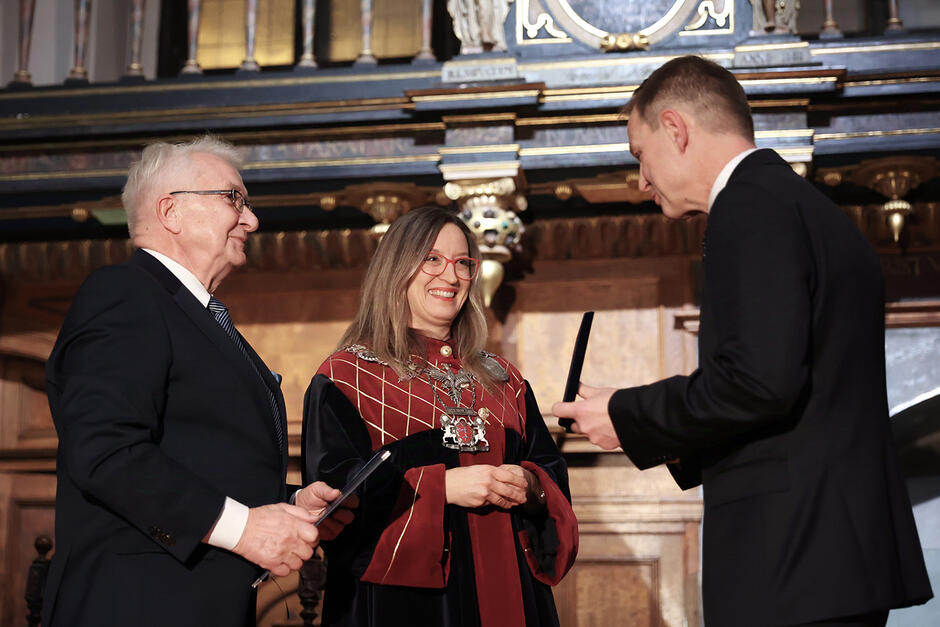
[794,610,889,627]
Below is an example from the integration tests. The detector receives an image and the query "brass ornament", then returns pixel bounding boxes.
[320,195,337,211]
[854,157,934,244]
[342,182,432,237]
[553,184,574,201]
[600,32,650,52]
[817,156,938,246]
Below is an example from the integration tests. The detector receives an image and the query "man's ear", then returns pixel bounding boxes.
[659,108,690,154]
[155,194,182,234]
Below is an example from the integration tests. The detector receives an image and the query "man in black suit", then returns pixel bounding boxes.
[44,137,351,626]
[553,56,933,626]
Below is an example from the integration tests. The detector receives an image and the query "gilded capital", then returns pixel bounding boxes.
[444,177,526,307]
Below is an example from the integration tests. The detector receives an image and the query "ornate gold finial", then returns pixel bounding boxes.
[600,32,650,52]
[362,194,411,236]
[446,177,526,307]
[71,208,90,222]
[553,184,574,201]
[320,196,337,211]
[342,182,430,237]
[846,156,937,245]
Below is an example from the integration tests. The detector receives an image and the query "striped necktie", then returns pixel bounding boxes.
[207,296,285,454]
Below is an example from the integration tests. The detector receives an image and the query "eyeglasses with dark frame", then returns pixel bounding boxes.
[169,189,253,214]
[420,252,479,281]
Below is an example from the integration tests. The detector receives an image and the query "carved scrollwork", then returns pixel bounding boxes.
[518,0,568,41]
[683,0,733,35]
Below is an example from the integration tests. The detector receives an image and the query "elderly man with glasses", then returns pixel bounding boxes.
[43,136,353,627]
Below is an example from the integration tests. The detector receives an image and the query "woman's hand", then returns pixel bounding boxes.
[445,465,528,509]
[498,464,546,511]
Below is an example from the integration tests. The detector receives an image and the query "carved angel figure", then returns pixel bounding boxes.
[750,0,800,35]
[447,0,511,54]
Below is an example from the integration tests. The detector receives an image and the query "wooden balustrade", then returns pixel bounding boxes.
[5,0,926,87]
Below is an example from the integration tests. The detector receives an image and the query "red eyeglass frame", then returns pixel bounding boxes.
[420,253,480,281]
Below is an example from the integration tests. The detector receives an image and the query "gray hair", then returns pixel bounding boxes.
[122,135,243,237]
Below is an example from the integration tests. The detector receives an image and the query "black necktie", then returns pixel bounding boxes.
[207,296,285,454]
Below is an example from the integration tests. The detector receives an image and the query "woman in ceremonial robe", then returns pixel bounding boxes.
[302,206,578,627]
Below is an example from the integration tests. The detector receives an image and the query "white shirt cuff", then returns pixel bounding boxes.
[206,497,250,551]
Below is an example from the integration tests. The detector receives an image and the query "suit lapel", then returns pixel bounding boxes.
[129,250,284,458]
[235,328,289,466]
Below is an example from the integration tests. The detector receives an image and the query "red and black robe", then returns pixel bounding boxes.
[302,337,578,627]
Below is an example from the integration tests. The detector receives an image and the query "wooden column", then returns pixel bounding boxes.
[297,0,317,68]
[819,0,842,38]
[240,0,261,71]
[67,0,92,81]
[886,0,905,32]
[125,0,146,77]
[180,0,203,74]
[414,0,435,62]
[12,0,36,84]
[355,0,377,65]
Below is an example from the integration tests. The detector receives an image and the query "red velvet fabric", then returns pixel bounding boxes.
[318,337,575,627]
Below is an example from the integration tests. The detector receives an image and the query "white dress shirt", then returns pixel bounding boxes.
[707,148,758,212]
[141,248,249,551]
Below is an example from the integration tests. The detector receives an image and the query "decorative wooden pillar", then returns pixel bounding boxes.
[886,0,905,32]
[180,0,203,75]
[819,0,842,38]
[12,0,37,84]
[355,0,377,65]
[299,552,327,627]
[125,0,146,77]
[414,0,435,62]
[67,0,92,81]
[25,536,53,627]
[297,0,317,68]
[240,0,261,71]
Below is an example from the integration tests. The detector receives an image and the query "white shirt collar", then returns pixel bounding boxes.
[707,148,758,212]
[141,248,211,307]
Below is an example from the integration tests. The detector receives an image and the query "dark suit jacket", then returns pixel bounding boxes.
[609,150,933,626]
[43,249,289,627]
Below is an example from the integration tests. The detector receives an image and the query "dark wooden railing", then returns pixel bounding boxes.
[25,535,52,627]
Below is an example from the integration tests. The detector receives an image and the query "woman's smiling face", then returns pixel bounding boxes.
[406,223,472,340]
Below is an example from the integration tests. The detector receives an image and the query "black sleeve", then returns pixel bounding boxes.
[48,266,224,562]
[609,180,813,470]
[301,374,458,576]
[515,382,578,580]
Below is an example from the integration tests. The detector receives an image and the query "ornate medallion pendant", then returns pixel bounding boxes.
[424,363,489,453]
[440,406,489,453]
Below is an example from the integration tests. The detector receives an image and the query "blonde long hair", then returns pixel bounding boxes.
[339,206,494,387]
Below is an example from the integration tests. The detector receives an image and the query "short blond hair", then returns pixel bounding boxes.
[122,136,242,237]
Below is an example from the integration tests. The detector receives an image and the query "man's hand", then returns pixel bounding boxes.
[445,464,528,509]
[232,503,319,576]
[552,383,621,450]
[295,481,357,541]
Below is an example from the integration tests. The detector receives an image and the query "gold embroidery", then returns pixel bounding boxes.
[382,467,426,583]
